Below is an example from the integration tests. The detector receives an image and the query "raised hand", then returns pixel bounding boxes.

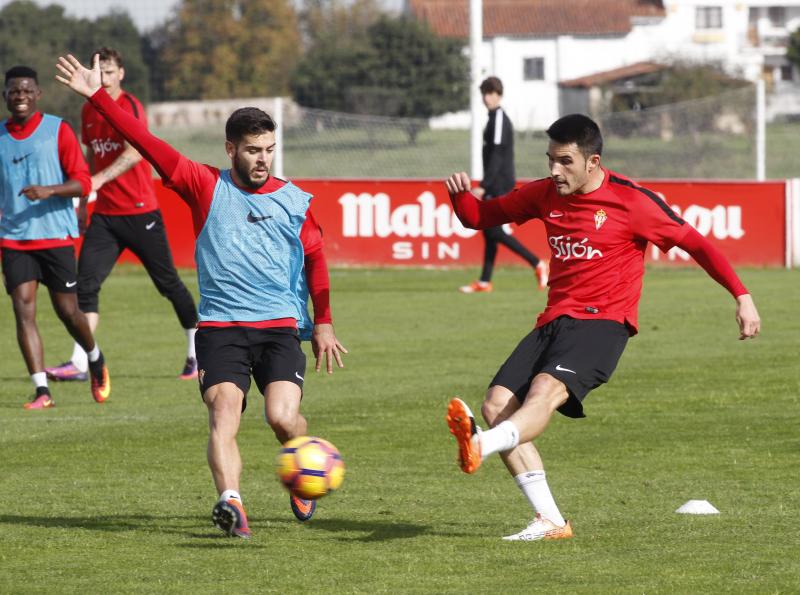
[55,54,101,98]
[445,172,472,197]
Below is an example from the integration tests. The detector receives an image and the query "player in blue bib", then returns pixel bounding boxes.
[1,65,110,409]
[58,53,347,537]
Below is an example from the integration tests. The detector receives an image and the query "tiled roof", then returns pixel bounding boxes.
[559,61,666,87]
[410,0,665,38]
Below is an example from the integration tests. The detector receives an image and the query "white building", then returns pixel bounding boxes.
[410,0,800,128]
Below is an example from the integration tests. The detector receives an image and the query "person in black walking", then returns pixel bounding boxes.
[460,77,548,294]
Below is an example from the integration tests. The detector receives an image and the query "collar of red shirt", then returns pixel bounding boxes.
[5,111,43,137]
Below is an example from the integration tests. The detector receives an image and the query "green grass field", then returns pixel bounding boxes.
[1,266,798,593]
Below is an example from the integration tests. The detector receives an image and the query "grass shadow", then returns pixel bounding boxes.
[0,513,204,536]
[255,516,437,542]
[0,513,445,544]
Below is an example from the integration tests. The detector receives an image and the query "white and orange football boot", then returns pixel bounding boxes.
[502,514,574,541]
[459,280,493,294]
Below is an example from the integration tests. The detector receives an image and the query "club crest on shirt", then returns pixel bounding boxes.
[594,209,607,230]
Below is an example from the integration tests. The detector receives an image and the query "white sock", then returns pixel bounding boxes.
[186,328,197,359]
[479,420,520,458]
[31,372,48,388]
[514,470,566,527]
[87,345,101,363]
[71,342,88,372]
[219,489,241,502]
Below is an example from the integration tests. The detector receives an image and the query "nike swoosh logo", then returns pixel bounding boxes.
[247,212,273,223]
[555,364,576,374]
[65,281,77,288]
[12,153,32,165]
[549,211,564,218]
[295,372,304,381]
[145,221,156,230]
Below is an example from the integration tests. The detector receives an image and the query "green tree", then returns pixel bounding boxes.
[0,1,148,126]
[297,0,383,48]
[291,15,469,138]
[362,17,468,120]
[291,39,377,112]
[154,0,300,100]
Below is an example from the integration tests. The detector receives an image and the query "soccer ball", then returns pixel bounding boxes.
[276,436,345,500]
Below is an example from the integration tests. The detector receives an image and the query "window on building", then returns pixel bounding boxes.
[768,7,786,27]
[523,57,545,81]
[696,6,723,29]
[780,64,794,82]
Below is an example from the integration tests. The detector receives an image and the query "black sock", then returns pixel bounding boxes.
[36,386,51,397]
[89,352,105,378]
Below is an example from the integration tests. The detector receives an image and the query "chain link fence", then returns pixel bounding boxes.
[153,85,762,180]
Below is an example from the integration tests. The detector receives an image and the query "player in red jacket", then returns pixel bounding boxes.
[444,114,760,541]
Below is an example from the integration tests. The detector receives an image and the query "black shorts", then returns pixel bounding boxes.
[195,326,306,411]
[1,246,78,294]
[491,316,630,418]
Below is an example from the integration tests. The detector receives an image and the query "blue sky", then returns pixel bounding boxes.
[0,0,404,32]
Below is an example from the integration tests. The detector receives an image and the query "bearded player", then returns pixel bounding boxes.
[444,114,760,541]
[57,53,347,539]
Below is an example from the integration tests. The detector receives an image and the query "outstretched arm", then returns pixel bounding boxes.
[445,172,510,229]
[56,54,181,180]
[676,227,761,339]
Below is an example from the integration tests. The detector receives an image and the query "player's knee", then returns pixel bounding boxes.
[267,411,299,443]
[11,296,35,321]
[526,374,569,411]
[481,387,518,427]
[204,385,244,425]
[55,302,81,326]
[481,399,504,426]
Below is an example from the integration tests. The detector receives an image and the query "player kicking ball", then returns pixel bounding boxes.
[444,114,760,541]
[57,53,347,538]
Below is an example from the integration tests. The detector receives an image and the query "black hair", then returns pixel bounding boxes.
[95,47,124,68]
[480,76,503,95]
[5,66,38,85]
[546,114,603,157]
[225,107,276,143]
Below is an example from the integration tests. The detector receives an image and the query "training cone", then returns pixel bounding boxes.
[675,499,720,514]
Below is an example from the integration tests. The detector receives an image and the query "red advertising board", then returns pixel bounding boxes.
[105,178,787,269]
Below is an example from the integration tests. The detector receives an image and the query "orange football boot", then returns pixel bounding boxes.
[446,397,482,473]
[90,365,111,403]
